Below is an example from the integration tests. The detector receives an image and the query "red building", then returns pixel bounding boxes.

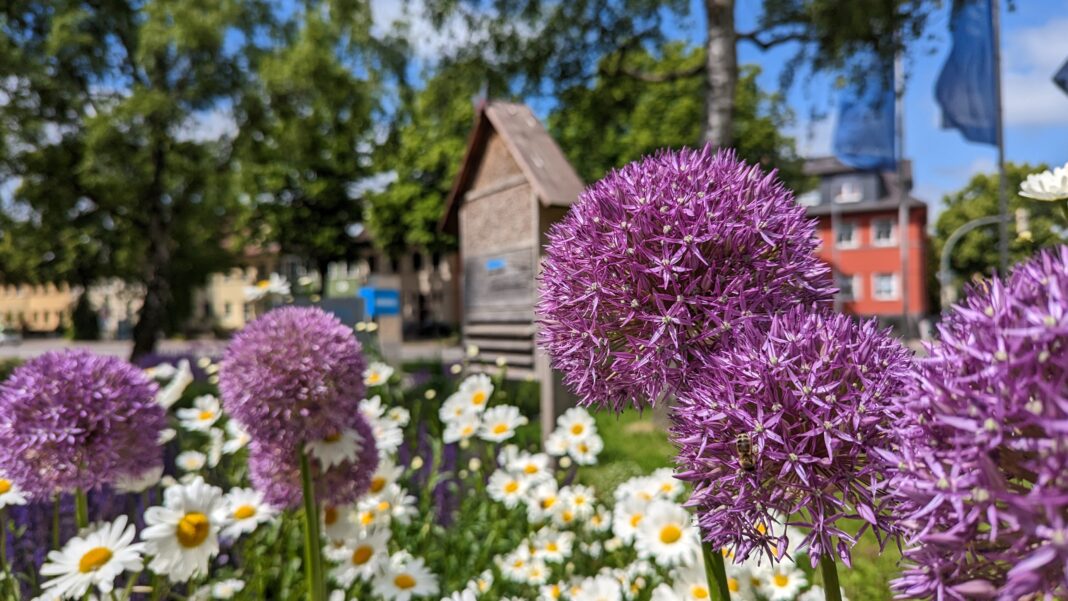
[801,158,928,328]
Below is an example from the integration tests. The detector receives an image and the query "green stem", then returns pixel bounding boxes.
[820,554,842,601]
[701,540,733,601]
[1060,200,1068,225]
[75,488,89,530]
[299,450,325,601]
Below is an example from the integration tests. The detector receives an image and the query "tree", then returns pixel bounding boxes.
[235,2,387,288]
[0,1,268,358]
[931,162,1066,301]
[549,45,806,189]
[425,0,938,148]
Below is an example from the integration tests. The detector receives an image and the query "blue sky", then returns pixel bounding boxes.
[718,0,1068,222]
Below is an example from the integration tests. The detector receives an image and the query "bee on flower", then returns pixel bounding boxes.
[177,395,223,432]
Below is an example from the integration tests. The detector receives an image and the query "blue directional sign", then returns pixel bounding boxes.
[358,287,401,318]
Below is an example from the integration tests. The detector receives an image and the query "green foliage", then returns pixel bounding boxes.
[549,46,807,190]
[931,162,1066,296]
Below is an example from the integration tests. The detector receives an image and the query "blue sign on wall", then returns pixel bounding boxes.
[358,287,401,318]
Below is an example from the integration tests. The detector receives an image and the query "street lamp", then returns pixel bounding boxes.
[938,215,1004,309]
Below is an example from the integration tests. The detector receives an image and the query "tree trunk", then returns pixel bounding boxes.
[131,129,170,361]
[703,0,737,147]
[317,258,330,297]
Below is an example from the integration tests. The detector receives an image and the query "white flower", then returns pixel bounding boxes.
[525,481,560,523]
[442,590,476,601]
[478,405,528,443]
[146,362,176,380]
[115,466,164,494]
[439,392,476,423]
[0,475,28,508]
[141,477,225,582]
[156,360,193,409]
[211,579,245,599]
[634,500,700,567]
[39,516,144,598]
[464,570,493,595]
[507,451,553,485]
[372,552,439,601]
[321,504,358,543]
[459,374,494,410]
[649,468,684,500]
[443,412,481,444]
[544,430,569,457]
[757,564,807,601]
[362,396,404,457]
[523,558,550,585]
[487,470,529,508]
[572,574,622,601]
[158,428,177,445]
[498,545,533,582]
[244,273,290,301]
[560,484,596,521]
[387,406,411,427]
[176,451,207,473]
[222,420,251,455]
[654,563,716,601]
[370,457,404,495]
[539,582,566,601]
[306,428,364,470]
[216,488,276,540]
[568,433,603,465]
[532,529,573,563]
[612,496,648,543]
[357,484,417,529]
[1020,162,1068,201]
[207,428,224,468]
[327,528,390,587]
[176,395,222,432]
[556,407,596,442]
[798,585,849,601]
[364,362,395,387]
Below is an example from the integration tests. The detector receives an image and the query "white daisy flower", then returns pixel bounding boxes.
[372,552,439,601]
[141,477,225,582]
[571,574,622,601]
[321,503,358,543]
[543,429,569,457]
[39,515,144,598]
[464,570,493,595]
[357,484,417,529]
[176,395,222,432]
[459,373,494,411]
[532,529,573,563]
[649,468,684,500]
[612,496,649,543]
[587,506,613,533]
[523,558,550,586]
[115,466,164,494]
[176,451,207,473]
[326,528,390,587]
[634,500,700,567]
[369,457,404,495]
[498,545,533,583]
[360,395,387,419]
[207,428,224,468]
[1020,162,1068,201]
[443,412,481,444]
[216,488,276,540]
[757,563,807,601]
[211,579,245,599]
[560,484,596,521]
[156,360,193,409]
[0,475,28,508]
[798,585,849,601]
[556,407,596,442]
[442,590,476,601]
[478,405,528,443]
[364,362,395,387]
[525,481,560,523]
[146,362,176,380]
[655,563,716,601]
[439,392,476,423]
[568,433,603,465]
[387,406,411,427]
[306,428,363,470]
[158,428,177,445]
[222,420,251,455]
[539,582,565,601]
[487,470,528,508]
[508,451,552,485]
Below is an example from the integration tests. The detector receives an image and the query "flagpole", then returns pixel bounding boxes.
[895,51,910,336]
[992,0,1008,274]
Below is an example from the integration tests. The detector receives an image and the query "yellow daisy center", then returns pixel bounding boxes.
[324,506,338,525]
[550,584,561,597]
[541,497,556,509]
[176,512,210,548]
[377,501,391,512]
[78,547,112,573]
[774,573,789,587]
[728,578,741,593]
[578,443,589,453]
[324,432,342,443]
[570,424,585,436]
[394,573,416,589]
[370,476,386,493]
[471,391,487,405]
[368,373,381,384]
[198,410,214,421]
[462,425,474,436]
[0,479,10,494]
[492,423,509,435]
[561,510,574,522]
[524,464,539,474]
[659,524,682,544]
[352,545,373,565]
[546,542,559,552]
[359,511,374,526]
[630,514,643,527]
[504,481,519,494]
[233,505,256,520]
[692,585,710,598]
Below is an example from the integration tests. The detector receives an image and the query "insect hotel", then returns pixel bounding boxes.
[441,100,584,437]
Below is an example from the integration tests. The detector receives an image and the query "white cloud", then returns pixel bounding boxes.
[175,108,237,142]
[1002,16,1068,126]
[793,114,835,158]
[370,0,476,61]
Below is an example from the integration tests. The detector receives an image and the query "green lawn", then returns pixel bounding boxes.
[585,407,899,601]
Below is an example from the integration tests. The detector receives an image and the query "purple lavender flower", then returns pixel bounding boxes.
[0,350,164,499]
[219,306,367,450]
[672,307,912,567]
[247,411,378,509]
[536,146,834,411]
[887,246,1068,601]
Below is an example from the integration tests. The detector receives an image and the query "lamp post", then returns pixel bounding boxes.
[938,215,1004,309]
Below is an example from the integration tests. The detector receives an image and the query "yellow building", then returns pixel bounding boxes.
[0,282,75,332]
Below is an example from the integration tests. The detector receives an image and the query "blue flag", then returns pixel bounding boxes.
[833,60,896,171]
[1055,57,1068,97]
[935,0,997,145]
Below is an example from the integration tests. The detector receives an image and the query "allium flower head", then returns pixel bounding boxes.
[887,246,1068,601]
[219,306,367,449]
[0,350,164,498]
[672,307,912,567]
[536,146,833,410]
[247,410,378,508]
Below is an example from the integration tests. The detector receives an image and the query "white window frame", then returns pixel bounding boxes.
[835,221,859,249]
[797,190,821,207]
[872,273,900,301]
[871,218,897,247]
[835,273,862,302]
[834,181,863,204]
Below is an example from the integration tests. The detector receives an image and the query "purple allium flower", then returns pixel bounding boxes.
[247,411,378,509]
[671,307,911,567]
[536,146,834,410]
[0,350,164,499]
[886,246,1068,601]
[219,306,367,450]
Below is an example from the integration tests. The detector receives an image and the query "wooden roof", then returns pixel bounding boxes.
[440,101,585,233]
